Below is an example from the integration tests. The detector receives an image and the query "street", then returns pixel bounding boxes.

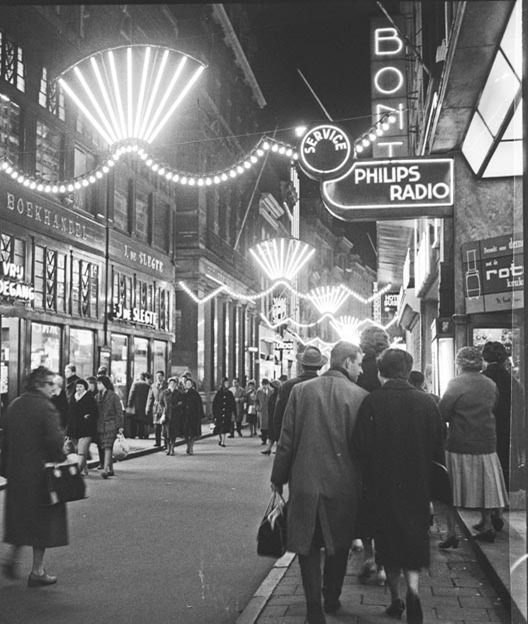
[0,435,277,624]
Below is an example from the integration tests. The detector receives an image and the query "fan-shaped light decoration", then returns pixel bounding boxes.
[57,45,206,147]
[307,285,348,315]
[249,238,315,282]
[330,315,362,343]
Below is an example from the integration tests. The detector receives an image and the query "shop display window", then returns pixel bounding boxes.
[33,244,66,313]
[69,328,94,380]
[153,340,167,376]
[132,337,149,381]
[31,322,61,373]
[110,333,128,404]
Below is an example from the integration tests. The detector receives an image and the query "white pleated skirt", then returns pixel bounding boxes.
[446,451,509,509]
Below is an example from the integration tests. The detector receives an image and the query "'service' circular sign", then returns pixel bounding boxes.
[298,124,352,180]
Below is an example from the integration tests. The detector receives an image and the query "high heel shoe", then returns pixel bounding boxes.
[491,516,504,532]
[472,520,486,531]
[473,528,496,542]
[385,598,405,619]
[260,449,271,455]
[406,591,423,624]
[438,535,459,549]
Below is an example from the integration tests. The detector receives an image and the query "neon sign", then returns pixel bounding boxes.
[0,261,35,302]
[298,123,352,180]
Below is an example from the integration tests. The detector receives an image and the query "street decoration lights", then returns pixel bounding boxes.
[330,315,362,344]
[249,238,315,282]
[307,285,349,315]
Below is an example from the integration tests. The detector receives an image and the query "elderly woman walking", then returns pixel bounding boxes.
[212,378,236,448]
[1,367,68,586]
[96,375,124,479]
[355,349,444,624]
[180,377,204,455]
[438,346,508,546]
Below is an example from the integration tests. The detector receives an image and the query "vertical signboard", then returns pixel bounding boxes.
[370,17,408,158]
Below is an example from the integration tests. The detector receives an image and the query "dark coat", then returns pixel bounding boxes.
[160,388,183,442]
[67,391,98,439]
[482,364,524,489]
[180,388,204,438]
[271,369,368,555]
[212,389,236,434]
[355,379,444,570]
[3,391,68,548]
[97,389,124,448]
[356,354,382,392]
[272,371,319,440]
[127,380,151,423]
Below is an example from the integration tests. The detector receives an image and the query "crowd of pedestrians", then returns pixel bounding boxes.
[0,329,521,606]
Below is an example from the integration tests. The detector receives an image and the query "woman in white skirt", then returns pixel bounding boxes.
[437,346,508,547]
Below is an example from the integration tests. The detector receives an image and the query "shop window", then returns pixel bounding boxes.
[36,121,61,182]
[0,232,24,268]
[153,201,170,252]
[73,146,96,213]
[132,337,149,381]
[110,333,128,404]
[31,322,61,373]
[0,95,20,167]
[113,269,133,309]
[33,243,66,313]
[113,185,129,232]
[71,258,99,317]
[153,340,167,375]
[0,31,25,92]
[69,328,94,379]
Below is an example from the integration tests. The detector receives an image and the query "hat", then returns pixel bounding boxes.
[75,378,88,390]
[297,346,327,368]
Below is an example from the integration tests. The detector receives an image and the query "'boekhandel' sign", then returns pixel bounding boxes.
[298,123,454,222]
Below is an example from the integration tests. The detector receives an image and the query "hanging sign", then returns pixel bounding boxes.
[298,123,353,180]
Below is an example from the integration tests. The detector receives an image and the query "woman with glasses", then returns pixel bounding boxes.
[1,366,68,587]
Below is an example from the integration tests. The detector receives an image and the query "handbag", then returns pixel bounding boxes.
[257,492,288,558]
[431,460,452,504]
[113,432,129,461]
[63,436,77,456]
[40,460,86,506]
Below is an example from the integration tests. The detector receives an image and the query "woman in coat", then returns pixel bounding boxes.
[438,346,508,546]
[245,380,258,437]
[355,349,444,624]
[96,375,124,479]
[212,378,236,447]
[1,366,67,586]
[160,377,182,456]
[127,372,151,440]
[66,378,98,476]
[180,377,204,455]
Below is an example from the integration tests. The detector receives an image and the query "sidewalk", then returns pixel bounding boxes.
[238,507,514,624]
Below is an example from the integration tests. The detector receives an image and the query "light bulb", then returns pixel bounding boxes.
[362,138,370,147]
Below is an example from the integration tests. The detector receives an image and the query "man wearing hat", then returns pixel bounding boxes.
[271,341,367,623]
[272,346,327,442]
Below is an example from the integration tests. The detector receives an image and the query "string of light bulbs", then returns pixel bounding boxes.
[354,111,399,154]
[179,277,392,309]
[0,135,298,195]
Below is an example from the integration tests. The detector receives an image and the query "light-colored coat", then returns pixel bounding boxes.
[146,380,168,425]
[271,369,368,556]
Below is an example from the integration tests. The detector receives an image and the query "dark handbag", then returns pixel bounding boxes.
[431,461,452,504]
[257,492,288,558]
[40,461,86,506]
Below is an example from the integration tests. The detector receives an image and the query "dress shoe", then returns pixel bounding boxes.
[228,434,234,438]
[2,562,19,580]
[358,559,376,584]
[101,471,109,479]
[323,598,341,614]
[385,598,405,619]
[28,571,57,587]
[405,591,423,624]
[261,449,271,455]
[473,529,496,543]
[438,535,459,549]
[221,443,226,447]
[260,441,267,445]
[472,520,486,532]
[491,516,504,532]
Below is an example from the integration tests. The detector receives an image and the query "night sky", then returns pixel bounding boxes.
[243,1,400,268]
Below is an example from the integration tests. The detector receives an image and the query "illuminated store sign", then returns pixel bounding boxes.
[299,124,352,180]
[321,157,454,221]
[370,18,408,157]
[462,234,524,313]
[111,303,158,327]
[0,261,35,302]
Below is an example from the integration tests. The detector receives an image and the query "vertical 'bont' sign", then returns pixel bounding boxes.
[298,124,352,180]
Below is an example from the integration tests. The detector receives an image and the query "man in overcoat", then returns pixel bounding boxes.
[146,370,168,447]
[271,341,367,624]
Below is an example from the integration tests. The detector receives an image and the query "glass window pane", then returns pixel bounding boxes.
[153,340,166,375]
[477,50,520,136]
[114,187,129,232]
[136,191,149,241]
[0,96,20,167]
[69,328,94,379]
[500,0,521,79]
[132,337,149,381]
[110,333,128,404]
[462,112,494,174]
[31,322,61,372]
[36,121,61,182]
[483,140,522,178]
[502,101,522,140]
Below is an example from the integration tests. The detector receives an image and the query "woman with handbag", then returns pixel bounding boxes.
[66,378,98,476]
[96,375,124,479]
[1,366,68,587]
[181,377,204,455]
[245,380,258,437]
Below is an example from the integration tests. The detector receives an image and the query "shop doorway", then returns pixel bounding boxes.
[111,333,129,404]
[0,317,20,413]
